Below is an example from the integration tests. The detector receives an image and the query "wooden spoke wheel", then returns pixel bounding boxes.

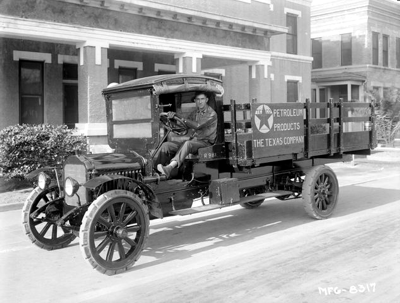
[22,186,76,250]
[79,190,150,275]
[302,165,339,219]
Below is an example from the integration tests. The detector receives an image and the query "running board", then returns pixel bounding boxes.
[169,204,224,216]
[239,190,293,204]
[169,190,293,216]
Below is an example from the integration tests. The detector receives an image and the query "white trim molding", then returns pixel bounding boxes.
[254,0,272,4]
[57,55,78,64]
[174,52,203,73]
[201,68,226,77]
[271,52,313,63]
[250,59,272,79]
[114,60,143,70]
[287,0,312,7]
[154,63,175,72]
[285,75,303,83]
[13,50,52,63]
[284,8,302,17]
[76,40,109,65]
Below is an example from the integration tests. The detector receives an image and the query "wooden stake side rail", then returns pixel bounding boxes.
[305,99,376,158]
[230,99,238,167]
[221,99,375,167]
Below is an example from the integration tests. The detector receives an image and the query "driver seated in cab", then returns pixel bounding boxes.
[155,91,217,179]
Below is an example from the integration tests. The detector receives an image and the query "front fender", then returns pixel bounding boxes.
[26,167,62,191]
[26,167,57,180]
[83,175,163,219]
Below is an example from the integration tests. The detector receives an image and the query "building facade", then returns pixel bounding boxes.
[311,0,400,107]
[0,0,312,151]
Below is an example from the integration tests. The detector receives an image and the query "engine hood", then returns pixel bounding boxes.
[65,153,145,174]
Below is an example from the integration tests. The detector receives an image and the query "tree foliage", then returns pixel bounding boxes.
[367,87,400,146]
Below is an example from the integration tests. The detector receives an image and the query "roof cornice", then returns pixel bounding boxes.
[0,14,274,63]
[58,0,287,36]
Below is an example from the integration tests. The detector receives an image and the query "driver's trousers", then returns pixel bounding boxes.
[153,138,210,168]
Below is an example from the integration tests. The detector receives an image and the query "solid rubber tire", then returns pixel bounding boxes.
[302,165,339,220]
[79,190,149,275]
[22,186,76,250]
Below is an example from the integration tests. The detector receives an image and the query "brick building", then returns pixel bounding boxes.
[0,0,312,151]
[311,0,400,106]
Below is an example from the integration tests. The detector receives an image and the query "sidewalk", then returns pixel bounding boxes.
[1,146,399,212]
[353,146,400,166]
[0,187,32,212]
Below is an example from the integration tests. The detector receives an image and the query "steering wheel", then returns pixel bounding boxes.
[159,113,189,136]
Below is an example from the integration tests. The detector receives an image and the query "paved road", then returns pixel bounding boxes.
[0,163,399,303]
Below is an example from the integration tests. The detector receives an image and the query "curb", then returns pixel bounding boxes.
[0,202,24,212]
[351,159,400,167]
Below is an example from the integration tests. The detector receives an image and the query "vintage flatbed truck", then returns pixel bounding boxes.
[22,74,376,275]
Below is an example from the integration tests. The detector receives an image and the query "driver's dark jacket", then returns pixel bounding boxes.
[187,105,217,144]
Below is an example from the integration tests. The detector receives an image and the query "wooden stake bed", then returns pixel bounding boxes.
[223,99,376,167]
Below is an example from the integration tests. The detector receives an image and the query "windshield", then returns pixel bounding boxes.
[110,92,152,139]
[112,95,151,121]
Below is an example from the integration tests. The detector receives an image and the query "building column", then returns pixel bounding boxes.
[175,52,203,74]
[360,85,364,102]
[75,40,112,153]
[249,60,272,103]
[347,83,352,102]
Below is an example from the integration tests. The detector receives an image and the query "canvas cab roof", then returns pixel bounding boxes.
[102,74,224,96]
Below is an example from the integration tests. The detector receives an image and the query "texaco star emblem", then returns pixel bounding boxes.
[254,105,273,133]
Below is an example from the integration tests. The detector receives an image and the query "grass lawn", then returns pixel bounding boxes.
[0,176,31,193]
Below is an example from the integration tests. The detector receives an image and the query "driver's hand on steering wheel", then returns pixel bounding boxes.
[167,111,176,119]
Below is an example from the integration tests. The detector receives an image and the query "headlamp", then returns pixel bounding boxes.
[38,172,51,190]
[65,177,80,197]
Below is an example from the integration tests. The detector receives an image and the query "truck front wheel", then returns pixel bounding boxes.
[79,190,150,275]
[22,186,76,250]
[302,165,339,220]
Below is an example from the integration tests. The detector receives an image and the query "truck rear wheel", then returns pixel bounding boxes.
[79,190,150,275]
[302,165,339,219]
[22,186,76,250]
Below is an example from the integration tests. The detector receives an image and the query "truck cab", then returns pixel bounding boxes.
[104,75,223,151]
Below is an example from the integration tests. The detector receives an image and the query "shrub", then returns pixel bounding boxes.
[0,124,87,180]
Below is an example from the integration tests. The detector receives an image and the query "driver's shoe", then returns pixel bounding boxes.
[157,164,173,179]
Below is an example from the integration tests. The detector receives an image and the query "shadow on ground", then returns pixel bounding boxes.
[129,182,399,272]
